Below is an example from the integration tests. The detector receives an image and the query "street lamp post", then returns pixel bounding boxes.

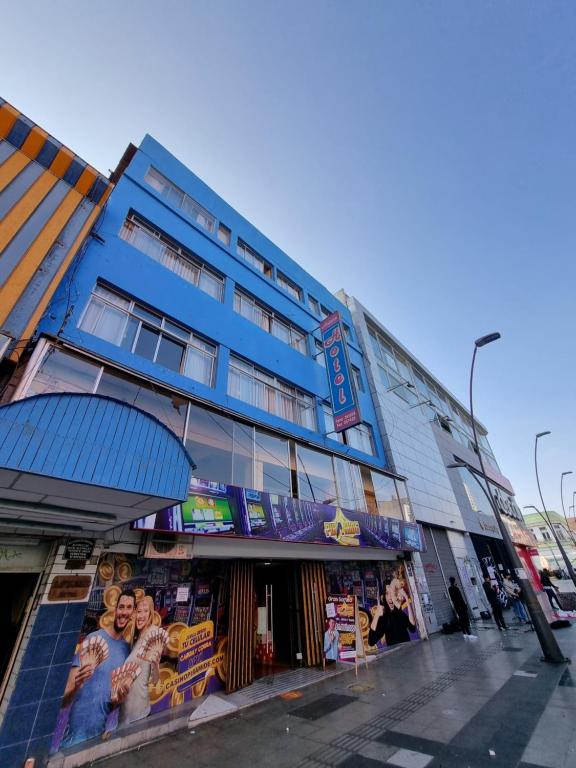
[464,332,566,663]
[534,436,576,587]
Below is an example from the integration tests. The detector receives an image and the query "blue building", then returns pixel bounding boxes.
[1,136,425,766]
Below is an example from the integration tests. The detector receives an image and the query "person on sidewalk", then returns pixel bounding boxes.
[539,569,562,611]
[503,574,528,624]
[448,577,474,638]
[482,576,507,630]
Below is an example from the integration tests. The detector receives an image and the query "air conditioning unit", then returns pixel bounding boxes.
[144,534,193,560]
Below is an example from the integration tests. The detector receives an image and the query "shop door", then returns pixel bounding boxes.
[253,561,300,678]
[299,562,327,666]
[0,573,40,697]
[420,526,462,629]
[226,561,255,693]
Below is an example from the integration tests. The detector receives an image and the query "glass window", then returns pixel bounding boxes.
[277,271,302,301]
[156,335,185,372]
[27,349,101,397]
[395,479,412,520]
[322,403,343,442]
[120,215,224,301]
[371,471,403,518]
[186,403,234,485]
[134,325,160,361]
[97,369,187,438]
[395,355,413,384]
[351,366,364,393]
[315,339,326,368]
[232,421,254,488]
[296,446,337,505]
[144,167,214,233]
[320,306,331,320]
[79,298,128,345]
[236,240,272,277]
[254,430,291,496]
[308,296,320,315]
[334,457,366,512]
[346,423,374,455]
[217,223,231,246]
[184,338,216,386]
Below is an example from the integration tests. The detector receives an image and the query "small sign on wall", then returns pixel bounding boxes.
[48,575,92,602]
[64,539,95,562]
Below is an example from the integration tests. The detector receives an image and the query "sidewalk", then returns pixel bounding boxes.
[79,622,576,768]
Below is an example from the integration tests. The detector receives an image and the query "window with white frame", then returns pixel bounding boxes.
[79,285,217,385]
[144,167,215,233]
[217,223,231,246]
[276,271,302,302]
[308,296,320,315]
[227,355,315,429]
[314,338,326,368]
[119,214,224,300]
[322,403,375,455]
[351,366,364,393]
[236,239,272,277]
[233,288,307,354]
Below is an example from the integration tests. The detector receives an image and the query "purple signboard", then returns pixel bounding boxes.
[320,311,361,431]
[133,477,424,553]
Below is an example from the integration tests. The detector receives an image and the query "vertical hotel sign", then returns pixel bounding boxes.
[320,311,361,432]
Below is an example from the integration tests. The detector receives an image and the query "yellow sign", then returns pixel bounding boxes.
[324,507,360,546]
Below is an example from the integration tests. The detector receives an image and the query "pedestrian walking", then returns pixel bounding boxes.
[448,576,475,638]
[503,574,528,624]
[482,575,507,630]
[539,569,562,611]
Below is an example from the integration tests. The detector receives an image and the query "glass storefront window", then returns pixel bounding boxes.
[232,421,255,488]
[334,457,367,512]
[394,479,412,521]
[296,445,337,505]
[27,349,101,396]
[254,430,292,496]
[186,403,234,485]
[371,470,403,518]
[97,369,187,438]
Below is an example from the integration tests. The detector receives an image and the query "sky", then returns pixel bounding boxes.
[2,0,575,516]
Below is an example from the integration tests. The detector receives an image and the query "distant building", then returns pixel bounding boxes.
[337,292,539,633]
[523,509,576,573]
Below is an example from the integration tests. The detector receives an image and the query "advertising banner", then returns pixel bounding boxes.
[325,561,420,654]
[320,311,361,431]
[51,555,227,753]
[133,476,425,553]
[325,595,356,661]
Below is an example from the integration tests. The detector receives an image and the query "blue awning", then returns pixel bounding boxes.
[0,393,195,532]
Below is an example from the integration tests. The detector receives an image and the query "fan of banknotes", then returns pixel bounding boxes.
[79,634,109,669]
[111,662,142,700]
[137,627,169,664]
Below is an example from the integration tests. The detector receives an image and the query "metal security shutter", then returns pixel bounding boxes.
[420,526,462,628]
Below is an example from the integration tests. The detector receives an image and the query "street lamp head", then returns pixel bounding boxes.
[523,505,540,512]
[474,332,501,348]
[536,431,551,439]
[562,471,573,477]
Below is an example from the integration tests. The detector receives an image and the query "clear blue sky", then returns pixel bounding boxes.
[3,1,575,516]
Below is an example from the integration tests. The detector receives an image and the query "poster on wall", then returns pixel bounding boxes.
[51,555,227,753]
[325,561,419,654]
[133,477,425,553]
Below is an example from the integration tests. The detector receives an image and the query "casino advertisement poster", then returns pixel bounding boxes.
[133,477,424,554]
[51,554,228,753]
[326,595,357,661]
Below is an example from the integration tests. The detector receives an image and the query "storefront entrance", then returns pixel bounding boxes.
[253,561,300,678]
[0,572,39,691]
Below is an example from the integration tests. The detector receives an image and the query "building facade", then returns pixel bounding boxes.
[338,293,538,633]
[524,510,576,575]
[0,136,426,767]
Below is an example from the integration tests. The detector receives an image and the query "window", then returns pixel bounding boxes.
[227,355,315,429]
[346,422,375,455]
[217,223,231,246]
[334,457,366,512]
[27,348,101,397]
[254,430,292,496]
[120,215,224,301]
[236,239,272,277]
[79,285,217,386]
[539,527,552,541]
[370,471,403,519]
[296,445,337,505]
[314,339,326,368]
[233,288,307,354]
[351,366,364,393]
[144,167,215,233]
[320,305,331,320]
[276,271,302,302]
[342,323,352,342]
[308,296,320,315]
[322,404,375,455]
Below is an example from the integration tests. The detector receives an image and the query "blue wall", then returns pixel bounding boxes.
[39,136,386,470]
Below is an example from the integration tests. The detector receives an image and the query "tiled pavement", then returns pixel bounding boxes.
[85,622,576,768]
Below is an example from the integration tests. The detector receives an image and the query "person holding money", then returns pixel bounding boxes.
[120,595,167,726]
[61,589,136,746]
